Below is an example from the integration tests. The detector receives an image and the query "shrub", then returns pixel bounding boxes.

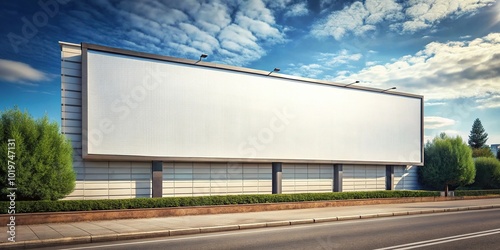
[0,108,75,201]
[473,157,500,189]
[472,147,495,158]
[0,191,439,214]
[454,189,500,196]
[419,134,475,194]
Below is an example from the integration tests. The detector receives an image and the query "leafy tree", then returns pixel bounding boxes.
[473,157,500,189]
[419,134,475,195]
[468,118,488,149]
[472,147,495,158]
[0,107,75,200]
[497,150,500,161]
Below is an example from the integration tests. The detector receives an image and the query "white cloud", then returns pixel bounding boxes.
[288,63,323,78]
[265,0,293,9]
[312,0,495,39]
[424,101,445,106]
[287,49,362,78]
[401,0,496,33]
[365,61,379,66]
[0,59,46,84]
[311,0,402,40]
[425,116,456,129]
[476,92,500,109]
[365,0,403,24]
[332,33,500,102]
[311,1,370,40]
[319,50,363,66]
[284,2,309,17]
[70,0,285,66]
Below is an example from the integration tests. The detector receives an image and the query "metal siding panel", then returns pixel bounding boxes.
[84,189,109,196]
[63,133,81,142]
[62,97,82,106]
[62,45,82,54]
[62,119,82,127]
[193,181,211,187]
[131,173,151,180]
[62,83,82,92]
[132,181,151,189]
[108,182,132,189]
[70,140,82,149]
[62,90,82,99]
[61,51,82,62]
[62,112,82,120]
[62,67,82,77]
[61,105,82,113]
[62,61,81,70]
[62,75,82,85]
[131,162,151,170]
[61,126,81,134]
[84,161,108,169]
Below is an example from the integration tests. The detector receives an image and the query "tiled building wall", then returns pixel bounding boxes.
[60,42,420,200]
[61,43,152,200]
[343,165,386,191]
[394,165,420,190]
[162,162,272,197]
[282,164,334,193]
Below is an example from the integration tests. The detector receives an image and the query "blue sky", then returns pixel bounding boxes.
[0,0,499,145]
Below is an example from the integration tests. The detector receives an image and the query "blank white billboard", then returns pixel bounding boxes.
[83,45,423,165]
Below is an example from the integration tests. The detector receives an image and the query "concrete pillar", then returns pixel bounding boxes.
[152,161,163,198]
[272,162,282,194]
[386,165,394,191]
[334,164,343,192]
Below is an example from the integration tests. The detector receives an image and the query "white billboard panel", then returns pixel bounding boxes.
[83,44,423,165]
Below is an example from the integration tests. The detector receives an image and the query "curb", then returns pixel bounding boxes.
[7,195,500,226]
[3,204,500,249]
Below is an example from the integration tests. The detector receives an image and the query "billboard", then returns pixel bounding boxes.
[82,43,423,165]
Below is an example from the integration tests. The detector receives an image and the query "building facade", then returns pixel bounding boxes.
[491,144,499,157]
[60,42,422,200]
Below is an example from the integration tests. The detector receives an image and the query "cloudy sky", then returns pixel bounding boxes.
[0,0,499,145]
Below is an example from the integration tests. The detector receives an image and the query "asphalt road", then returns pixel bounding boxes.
[49,208,500,250]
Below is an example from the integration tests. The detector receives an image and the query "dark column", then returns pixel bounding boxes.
[333,164,343,192]
[386,165,394,191]
[272,162,282,194]
[152,161,163,198]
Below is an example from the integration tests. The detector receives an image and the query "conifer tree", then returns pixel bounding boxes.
[468,118,488,149]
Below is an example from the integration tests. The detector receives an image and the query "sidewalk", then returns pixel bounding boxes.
[2,198,500,249]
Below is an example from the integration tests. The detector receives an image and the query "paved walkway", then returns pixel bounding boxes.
[2,198,500,249]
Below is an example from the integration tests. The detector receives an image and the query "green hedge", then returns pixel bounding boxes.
[1,191,439,214]
[454,189,500,196]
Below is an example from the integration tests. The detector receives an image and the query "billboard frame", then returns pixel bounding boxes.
[81,43,424,166]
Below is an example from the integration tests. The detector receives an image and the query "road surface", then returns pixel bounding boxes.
[47,208,500,250]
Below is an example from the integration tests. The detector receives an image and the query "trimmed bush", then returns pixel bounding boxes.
[0,191,439,214]
[0,108,75,200]
[419,134,475,193]
[473,157,500,189]
[472,147,495,158]
[454,189,500,196]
